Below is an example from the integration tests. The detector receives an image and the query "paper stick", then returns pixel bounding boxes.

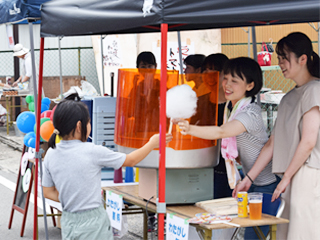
[168,118,173,134]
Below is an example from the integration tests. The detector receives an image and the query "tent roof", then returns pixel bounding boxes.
[40,0,320,37]
[0,0,49,24]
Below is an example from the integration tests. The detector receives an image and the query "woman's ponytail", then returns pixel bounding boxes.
[309,51,320,78]
[48,132,57,149]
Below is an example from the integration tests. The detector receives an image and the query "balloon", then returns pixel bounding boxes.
[25,95,34,104]
[34,118,50,141]
[16,112,36,133]
[41,103,50,113]
[50,105,57,121]
[23,132,36,147]
[41,97,51,106]
[40,121,54,142]
[28,102,35,112]
[41,110,52,119]
[28,138,36,148]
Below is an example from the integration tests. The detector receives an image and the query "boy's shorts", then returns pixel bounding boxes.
[61,205,113,240]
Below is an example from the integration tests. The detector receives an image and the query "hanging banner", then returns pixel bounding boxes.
[6,24,15,49]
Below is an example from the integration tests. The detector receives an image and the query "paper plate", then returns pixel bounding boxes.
[20,153,29,176]
[189,213,232,225]
[28,147,35,159]
[22,168,31,193]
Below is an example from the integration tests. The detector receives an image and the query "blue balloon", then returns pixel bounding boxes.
[28,138,36,148]
[16,112,36,134]
[41,103,50,113]
[23,132,35,147]
[41,97,51,106]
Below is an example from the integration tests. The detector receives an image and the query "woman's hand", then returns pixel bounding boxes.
[232,177,252,198]
[149,133,173,148]
[271,175,290,202]
[176,120,190,135]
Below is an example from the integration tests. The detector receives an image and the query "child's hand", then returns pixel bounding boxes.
[149,133,173,148]
[177,120,190,135]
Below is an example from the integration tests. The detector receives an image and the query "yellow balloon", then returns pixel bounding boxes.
[55,135,62,144]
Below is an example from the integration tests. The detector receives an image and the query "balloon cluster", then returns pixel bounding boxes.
[17,95,56,148]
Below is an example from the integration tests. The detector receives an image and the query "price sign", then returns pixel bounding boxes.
[106,191,123,230]
[166,213,189,240]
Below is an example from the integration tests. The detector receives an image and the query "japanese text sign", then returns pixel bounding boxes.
[166,213,189,240]
[106,190,123,230]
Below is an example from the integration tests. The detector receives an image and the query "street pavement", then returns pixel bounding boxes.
[0,125,151,240]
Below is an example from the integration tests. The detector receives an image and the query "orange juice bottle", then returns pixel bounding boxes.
[237,192,248,217]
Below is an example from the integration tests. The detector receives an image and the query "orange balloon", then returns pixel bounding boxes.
[40,120,55,142]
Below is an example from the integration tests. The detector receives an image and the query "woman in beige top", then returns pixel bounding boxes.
[234,32,320,240]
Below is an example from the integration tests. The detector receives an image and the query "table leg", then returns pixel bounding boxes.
[6,97,9,135]
[269,224,277,240]
[143,211,148,240]
[196,228,212,240]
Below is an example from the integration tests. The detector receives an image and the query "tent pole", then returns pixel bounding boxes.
[28,21,38,111]
[251,26,260,105]
[318,22,320,56]
[58,37,63,98]
[34,37,45,240]
[177,31,184,83]
[248,27,251,57]
[158,23,168,240]
[100,35,105,96]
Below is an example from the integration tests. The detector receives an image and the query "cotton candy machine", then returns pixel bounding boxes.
[114,69,220,203]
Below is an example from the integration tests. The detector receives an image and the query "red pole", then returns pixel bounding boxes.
[34,37,44,240]
[158,23,168,240]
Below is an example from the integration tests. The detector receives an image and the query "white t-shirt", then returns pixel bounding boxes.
[42,140,126,212]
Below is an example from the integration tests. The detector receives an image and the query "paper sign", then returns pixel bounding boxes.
[103,36,122,67]
[6,24,15,49]
[166,213,189,240]
[106,190,123,230]
[152,41,195,72]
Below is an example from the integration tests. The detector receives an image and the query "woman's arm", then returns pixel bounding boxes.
[271,106,320,201]
[232,134,275,197]
[122,133,173,167]
[43,186,60,202]
[177,119,246,140]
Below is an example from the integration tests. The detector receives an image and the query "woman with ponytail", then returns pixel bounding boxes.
[234,32,320,239]
[42,100,172,240]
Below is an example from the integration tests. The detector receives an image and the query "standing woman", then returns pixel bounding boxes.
[234,32,320,239]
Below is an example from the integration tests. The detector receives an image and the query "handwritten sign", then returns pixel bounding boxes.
[153,41,195,72]
[103,36,122,67]
[166,214,189,240]
[106,190,123,230]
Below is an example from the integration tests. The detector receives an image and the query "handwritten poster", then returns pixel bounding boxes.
[103,36,122,67]
[166,214,189,240]
[106,190,123,230]
[152,41,195,72]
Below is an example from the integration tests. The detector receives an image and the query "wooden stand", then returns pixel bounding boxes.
[8,145,58,237]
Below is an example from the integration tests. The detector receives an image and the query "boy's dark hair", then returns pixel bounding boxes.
[184,54,206,69]
[276,32,320,78]
[202,53,229,72]
[48,100,90,149]
[223,57,263,97]
[136,51,156,68]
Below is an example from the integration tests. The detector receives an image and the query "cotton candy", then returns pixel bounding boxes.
[166,84,198,119]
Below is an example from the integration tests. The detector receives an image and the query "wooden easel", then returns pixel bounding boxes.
[8,145,58,237]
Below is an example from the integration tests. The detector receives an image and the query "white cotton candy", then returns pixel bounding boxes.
[166,84,198,119]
